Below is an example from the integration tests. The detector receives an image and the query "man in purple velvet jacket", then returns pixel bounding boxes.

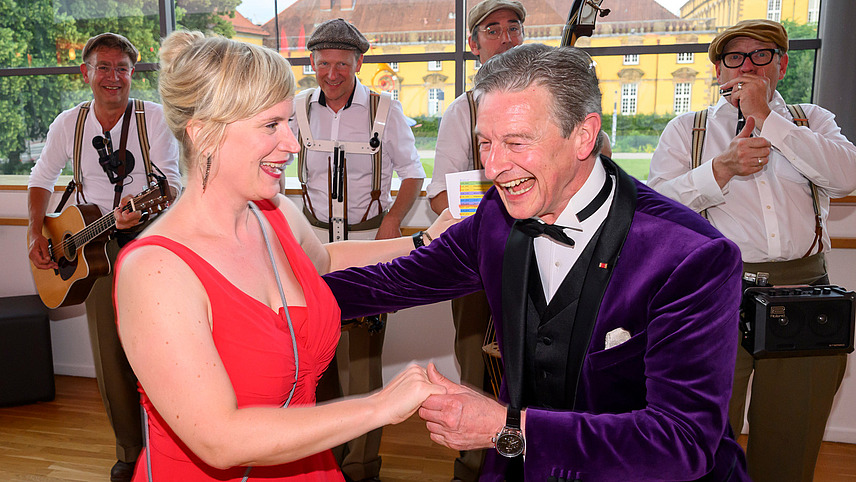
[324,44,750,481]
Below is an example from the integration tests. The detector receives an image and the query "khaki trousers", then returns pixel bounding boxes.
[450,290,492,481]
[729,254,848,482]
[313,226,386,480]
[84,238,142,463]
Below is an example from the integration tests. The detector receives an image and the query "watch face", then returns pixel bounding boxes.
[496,431,525,457]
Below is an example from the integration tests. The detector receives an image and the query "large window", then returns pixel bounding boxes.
[808,0,820,23]
[621,83,638,115]
[674,82,692,114]
[768,0,782,21]
[428,88,444,116]
[0,0,826,183]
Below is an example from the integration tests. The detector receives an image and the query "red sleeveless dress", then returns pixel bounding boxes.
[115,200,344,481]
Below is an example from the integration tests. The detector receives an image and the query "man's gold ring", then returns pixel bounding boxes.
[758,158,763,165]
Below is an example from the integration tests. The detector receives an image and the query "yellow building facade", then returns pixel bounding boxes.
[262,0,817,119]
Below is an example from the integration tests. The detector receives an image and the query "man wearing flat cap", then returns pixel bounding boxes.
[649,18,856,482]
[424,1,525,480]
[290,18,425,482]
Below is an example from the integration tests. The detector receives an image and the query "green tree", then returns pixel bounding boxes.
[0,0,237,166]
[0,0,77,163]
[177,0,240,37]
[778,19,817,104]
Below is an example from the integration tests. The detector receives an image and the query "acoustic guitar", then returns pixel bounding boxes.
[29,179,173,309]
[482,0,610,399]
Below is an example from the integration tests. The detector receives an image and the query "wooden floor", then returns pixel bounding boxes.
[1,376,855,481]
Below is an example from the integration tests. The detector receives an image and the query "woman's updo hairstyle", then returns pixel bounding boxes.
[158,31,296,174]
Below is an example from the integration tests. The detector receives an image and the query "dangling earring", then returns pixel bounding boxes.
[202,154,212,192]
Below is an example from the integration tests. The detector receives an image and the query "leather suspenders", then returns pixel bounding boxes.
[786,104,824,257]
[465,90,483,170]
[296,88,390,241]
[56,99,153,213]
[691,104,823,258]
[689,109,709,219]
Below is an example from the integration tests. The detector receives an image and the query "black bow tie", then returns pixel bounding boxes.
[514,173,614,247]
[515,219,575,246]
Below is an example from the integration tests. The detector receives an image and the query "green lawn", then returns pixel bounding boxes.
[284,155,650,183]
[613,158,652,181]
[283,155,436,179]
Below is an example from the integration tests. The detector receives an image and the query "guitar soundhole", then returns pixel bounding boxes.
[57,234,78,281]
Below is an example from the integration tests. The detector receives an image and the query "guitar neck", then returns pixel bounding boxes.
[72,209,120,249]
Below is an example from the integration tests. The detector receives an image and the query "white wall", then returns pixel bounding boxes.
[2,187,855,442]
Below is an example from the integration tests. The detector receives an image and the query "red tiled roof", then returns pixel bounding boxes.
[223,10,270,37]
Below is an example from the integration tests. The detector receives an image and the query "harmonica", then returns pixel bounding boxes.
[720,87,733,97]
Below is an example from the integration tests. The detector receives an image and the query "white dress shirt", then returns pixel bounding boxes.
[290,79,425,222]
[28,100,182,216]
[649,92,856,263]
[533,160,614,302]
[426,91,477,199]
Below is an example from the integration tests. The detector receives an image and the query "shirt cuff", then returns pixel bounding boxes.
[694,159,729,200]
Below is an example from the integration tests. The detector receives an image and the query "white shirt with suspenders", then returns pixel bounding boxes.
[292,78,425,242]
[426,90,483,200]
[28,99,182,217]
[648,92,856,263]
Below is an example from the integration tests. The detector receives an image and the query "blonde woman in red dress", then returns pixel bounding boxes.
[114,31,449,481]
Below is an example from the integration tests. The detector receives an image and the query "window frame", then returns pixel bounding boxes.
[621,83,638,115]
[674,82,692,114]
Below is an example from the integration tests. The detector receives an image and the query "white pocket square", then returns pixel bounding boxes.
[604,327,632,349]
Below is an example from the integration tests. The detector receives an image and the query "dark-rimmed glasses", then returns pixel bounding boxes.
[720,48,781,68]
[477,22,524,40]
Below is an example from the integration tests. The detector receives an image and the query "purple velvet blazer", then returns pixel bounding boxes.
[324,159,749,481]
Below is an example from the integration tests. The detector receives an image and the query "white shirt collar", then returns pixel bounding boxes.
[550,159,608,231]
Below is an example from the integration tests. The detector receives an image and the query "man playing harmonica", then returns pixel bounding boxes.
[649,19,856,482]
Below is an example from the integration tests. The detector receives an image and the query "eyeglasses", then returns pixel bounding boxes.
[720,48,781,68]
[87,64,132,77]
[477,22,523,40]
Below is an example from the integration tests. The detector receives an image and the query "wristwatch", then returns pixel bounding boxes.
[493,407,525,457]
[412,230,425,248]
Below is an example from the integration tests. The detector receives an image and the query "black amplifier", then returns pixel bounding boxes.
[741,285,855,358]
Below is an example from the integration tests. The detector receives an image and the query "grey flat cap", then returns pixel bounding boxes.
[307,18,370,53]
[467,0,526,33]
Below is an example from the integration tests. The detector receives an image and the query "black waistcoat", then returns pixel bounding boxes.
[521,227,602,409]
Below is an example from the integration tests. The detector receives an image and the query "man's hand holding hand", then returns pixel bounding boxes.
[371,364,447,426]
[418,363,506,451]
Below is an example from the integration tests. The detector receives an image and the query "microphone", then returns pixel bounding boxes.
[93,135,123,184]
[93,136,110,163]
